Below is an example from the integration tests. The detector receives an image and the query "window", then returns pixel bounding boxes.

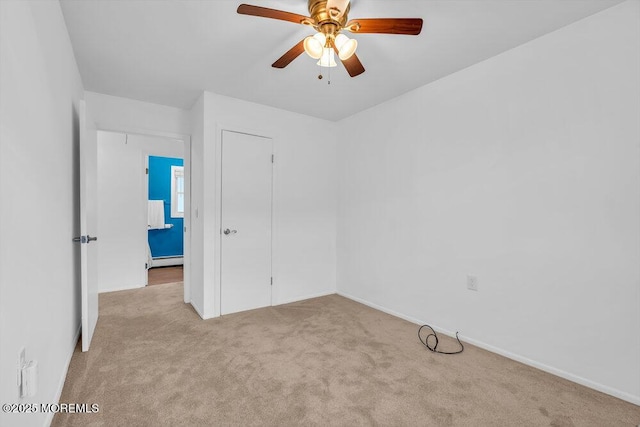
[170,165,184,218]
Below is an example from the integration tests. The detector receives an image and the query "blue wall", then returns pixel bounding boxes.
[148,156,183,258]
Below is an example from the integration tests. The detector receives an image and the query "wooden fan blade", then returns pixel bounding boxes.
[237,4,312,25]
[331,40,365,77]
[345,18,423,35]
[272,39,306,69]
[341,53,366,77]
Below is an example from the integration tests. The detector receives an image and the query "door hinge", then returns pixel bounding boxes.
[270,277,273,285]
[271,154,274,163]
[145,263,148,269]
[145,167,148,175]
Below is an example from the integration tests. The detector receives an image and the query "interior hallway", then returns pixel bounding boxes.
[147,266,183,286]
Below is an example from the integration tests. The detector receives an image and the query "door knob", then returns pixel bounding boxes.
[223,229,237,235]
[72,235,98,244]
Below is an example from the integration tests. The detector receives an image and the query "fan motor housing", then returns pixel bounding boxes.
[308,0,350,29]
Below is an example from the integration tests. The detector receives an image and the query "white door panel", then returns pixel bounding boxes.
[79,100,99,352]
[220,131,273,315]
[96,131,147,291]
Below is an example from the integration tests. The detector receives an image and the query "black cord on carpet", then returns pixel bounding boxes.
[418,324,464,354]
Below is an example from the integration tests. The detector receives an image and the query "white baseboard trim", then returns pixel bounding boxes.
[150,257,183,268]
[190,300,216,320]
[44,324,81,427]
[275,290,336,306]
[190,300,204,319]
[336,291,640,406]
[99,284,145,294]
[201,312,216,320]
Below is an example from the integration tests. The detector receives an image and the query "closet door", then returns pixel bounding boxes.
[220,130,273,315]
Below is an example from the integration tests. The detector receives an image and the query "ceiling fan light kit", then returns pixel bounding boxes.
[237,0,423,77]
[318,48,338,67]
[304,32,356,65]
[334,34,357,61]
[304,33,326,59]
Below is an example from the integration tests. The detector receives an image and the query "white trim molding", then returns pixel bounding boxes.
[337,291,640,406]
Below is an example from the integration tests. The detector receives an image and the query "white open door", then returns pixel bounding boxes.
[78,100,99,351]
[220,130,273,315]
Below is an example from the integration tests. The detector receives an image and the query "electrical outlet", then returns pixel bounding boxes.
[467,275,478,291]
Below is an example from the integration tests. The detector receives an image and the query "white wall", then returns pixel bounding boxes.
[97,131,183,293]
[337,1,640,404]
[188,94,205,315]
[85,91,191,137]
[189,92,338,318]
[0,1,85,426]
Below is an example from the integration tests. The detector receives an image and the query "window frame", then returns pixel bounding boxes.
[170,165,185,218]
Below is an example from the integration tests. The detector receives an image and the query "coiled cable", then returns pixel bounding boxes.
[418,324,464,354]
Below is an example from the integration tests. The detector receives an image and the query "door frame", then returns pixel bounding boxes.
[214,125,278,317]
[144,151,186,280]
[96,125,192,304]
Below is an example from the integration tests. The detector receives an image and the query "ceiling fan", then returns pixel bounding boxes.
[237,0,423,77]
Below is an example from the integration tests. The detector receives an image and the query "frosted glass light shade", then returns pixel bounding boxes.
[304,33,326,59]
[334,34,357,60]
[317,48,337,67]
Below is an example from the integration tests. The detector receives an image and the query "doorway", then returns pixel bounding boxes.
[96,131,188,294]
[146,155,185,286]
[220,130,274,315]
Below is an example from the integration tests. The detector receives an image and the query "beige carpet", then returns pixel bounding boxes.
[53,283,640,426]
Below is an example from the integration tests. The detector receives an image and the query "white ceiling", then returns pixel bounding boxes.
[60,0,622,121]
